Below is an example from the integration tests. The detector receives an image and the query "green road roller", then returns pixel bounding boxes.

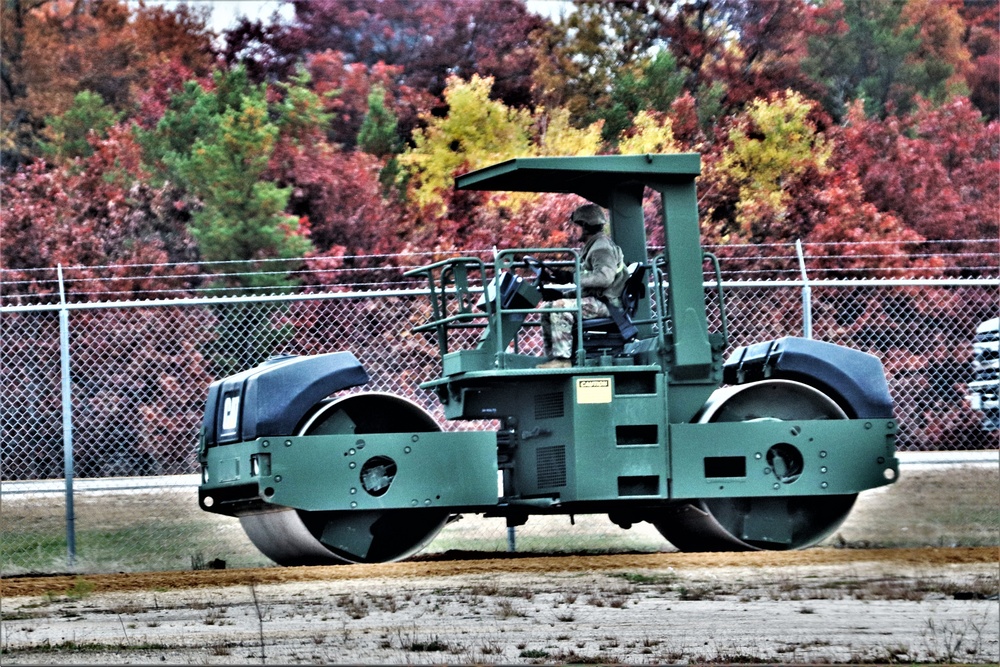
[198,154,899,565]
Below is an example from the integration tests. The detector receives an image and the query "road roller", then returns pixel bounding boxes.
[197,154,900,565]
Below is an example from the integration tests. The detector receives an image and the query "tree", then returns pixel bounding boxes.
[838,97,1000,274]
[402,75,535,210]
[39,90,122,162]
[138,67,313,291]
[534,0,825,140]
[304,50,426,152]
[401,75,603,211]
[270,0,546,107]
[1,0,48,167]
[710,91,833,244]
[531,1,667,136]
[617,111,681,155]
[357,86,398,158]
[698,90,932,278]
[0,126,196,301]
[804,0,969,120]
[1,0,215,167]
[900,0,972,102]
[960,0,1000,120]
[710,0,829,109]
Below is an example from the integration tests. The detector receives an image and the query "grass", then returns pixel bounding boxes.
[1,464,997,575]
[831,466,1000,548]
[0,639,175,654]
[0,489,271,575]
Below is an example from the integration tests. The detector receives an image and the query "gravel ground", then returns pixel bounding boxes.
[1,547,997,665]
[2,457,997,664]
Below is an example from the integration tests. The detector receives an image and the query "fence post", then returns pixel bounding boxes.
[795,240,813,340]
[58,265,77,567]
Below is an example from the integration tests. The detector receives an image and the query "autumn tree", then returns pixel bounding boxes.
[1,0,215,167]
[531,1,670,139]
[960,0,1000,120]
[0,125,196,301]
[265,68,410,270]
[804,0,970,120]
[838,97,1000,274]
[707,0,830,109]
[706,91,833,244]
[139,66,312,291]
[262,0,546,108]
[698,90,928,277]
[303,50,426,152]
[534,0,826,141]
[394,75,610,254]
[401,75,602,210]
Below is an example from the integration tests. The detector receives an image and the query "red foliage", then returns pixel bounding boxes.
[305,50,430,150]
[277,0,544,107]
[959,0,1000,119]
[0,127,197,301]
[134,59,198,130]
[713,0,829,109]
[655,0,829,113]
[839,97,1000,253]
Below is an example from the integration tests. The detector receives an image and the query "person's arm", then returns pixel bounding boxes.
[579,242,620,290]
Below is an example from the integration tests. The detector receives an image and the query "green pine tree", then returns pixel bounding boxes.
[357,85,398,158]
[40,91,122,162]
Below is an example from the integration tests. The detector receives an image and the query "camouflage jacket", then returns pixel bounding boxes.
[579,232,627,306]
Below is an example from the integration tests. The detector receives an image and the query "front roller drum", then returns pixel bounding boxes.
[654,379,857,552]
[239,393,450,565]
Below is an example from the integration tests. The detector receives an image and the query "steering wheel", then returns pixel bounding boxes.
[522,255,548,285]
[524,256,573,300]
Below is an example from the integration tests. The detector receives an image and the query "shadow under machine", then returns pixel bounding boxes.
[197,154,900,565]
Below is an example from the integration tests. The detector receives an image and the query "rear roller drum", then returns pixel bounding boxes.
[654,379,857,552]
[240,393,450,565]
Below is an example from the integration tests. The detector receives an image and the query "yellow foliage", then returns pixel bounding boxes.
[617,111,680,155]
[717,91,831,235]
[536,107,603,157]
[402,76,610,212]
[402,75,534,210]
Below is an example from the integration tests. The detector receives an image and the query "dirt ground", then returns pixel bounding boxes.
[2,461,998,664]
[1,547,997,665]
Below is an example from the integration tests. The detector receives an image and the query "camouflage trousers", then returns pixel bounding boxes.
[541,296,610,359]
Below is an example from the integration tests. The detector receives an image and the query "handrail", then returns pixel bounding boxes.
[406,257,489,359]
[491,248,581,367]
[402,256,484,278]
[703,251,728,345]
[652,255,670,350]
[408,248,734,368]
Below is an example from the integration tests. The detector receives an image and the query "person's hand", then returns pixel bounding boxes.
[544,267,573,284]
[540,286,570,301]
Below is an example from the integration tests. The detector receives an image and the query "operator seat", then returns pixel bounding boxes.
[580,262,649,356]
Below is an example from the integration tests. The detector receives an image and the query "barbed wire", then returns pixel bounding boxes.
[1,239,996,305]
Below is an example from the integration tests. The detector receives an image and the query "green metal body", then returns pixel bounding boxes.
[203,431,498,513]
[199,154,898,552]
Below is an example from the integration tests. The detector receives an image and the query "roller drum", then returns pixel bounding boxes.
[654,379,857,552]
[239,393,450,565]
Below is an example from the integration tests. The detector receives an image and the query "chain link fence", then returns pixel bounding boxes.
[2,274,997,575]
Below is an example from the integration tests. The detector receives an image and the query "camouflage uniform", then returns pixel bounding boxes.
[542,227,626,360]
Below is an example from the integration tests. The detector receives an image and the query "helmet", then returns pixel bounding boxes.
[571,204,607,231]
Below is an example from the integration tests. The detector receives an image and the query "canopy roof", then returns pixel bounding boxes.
[455,154,701,198]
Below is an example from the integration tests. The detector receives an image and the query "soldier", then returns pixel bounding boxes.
[538,204,627,369]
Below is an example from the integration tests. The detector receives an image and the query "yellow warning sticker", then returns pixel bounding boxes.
[576,378,612,404]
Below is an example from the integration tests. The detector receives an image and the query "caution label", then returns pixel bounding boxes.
[576,378,612,404]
